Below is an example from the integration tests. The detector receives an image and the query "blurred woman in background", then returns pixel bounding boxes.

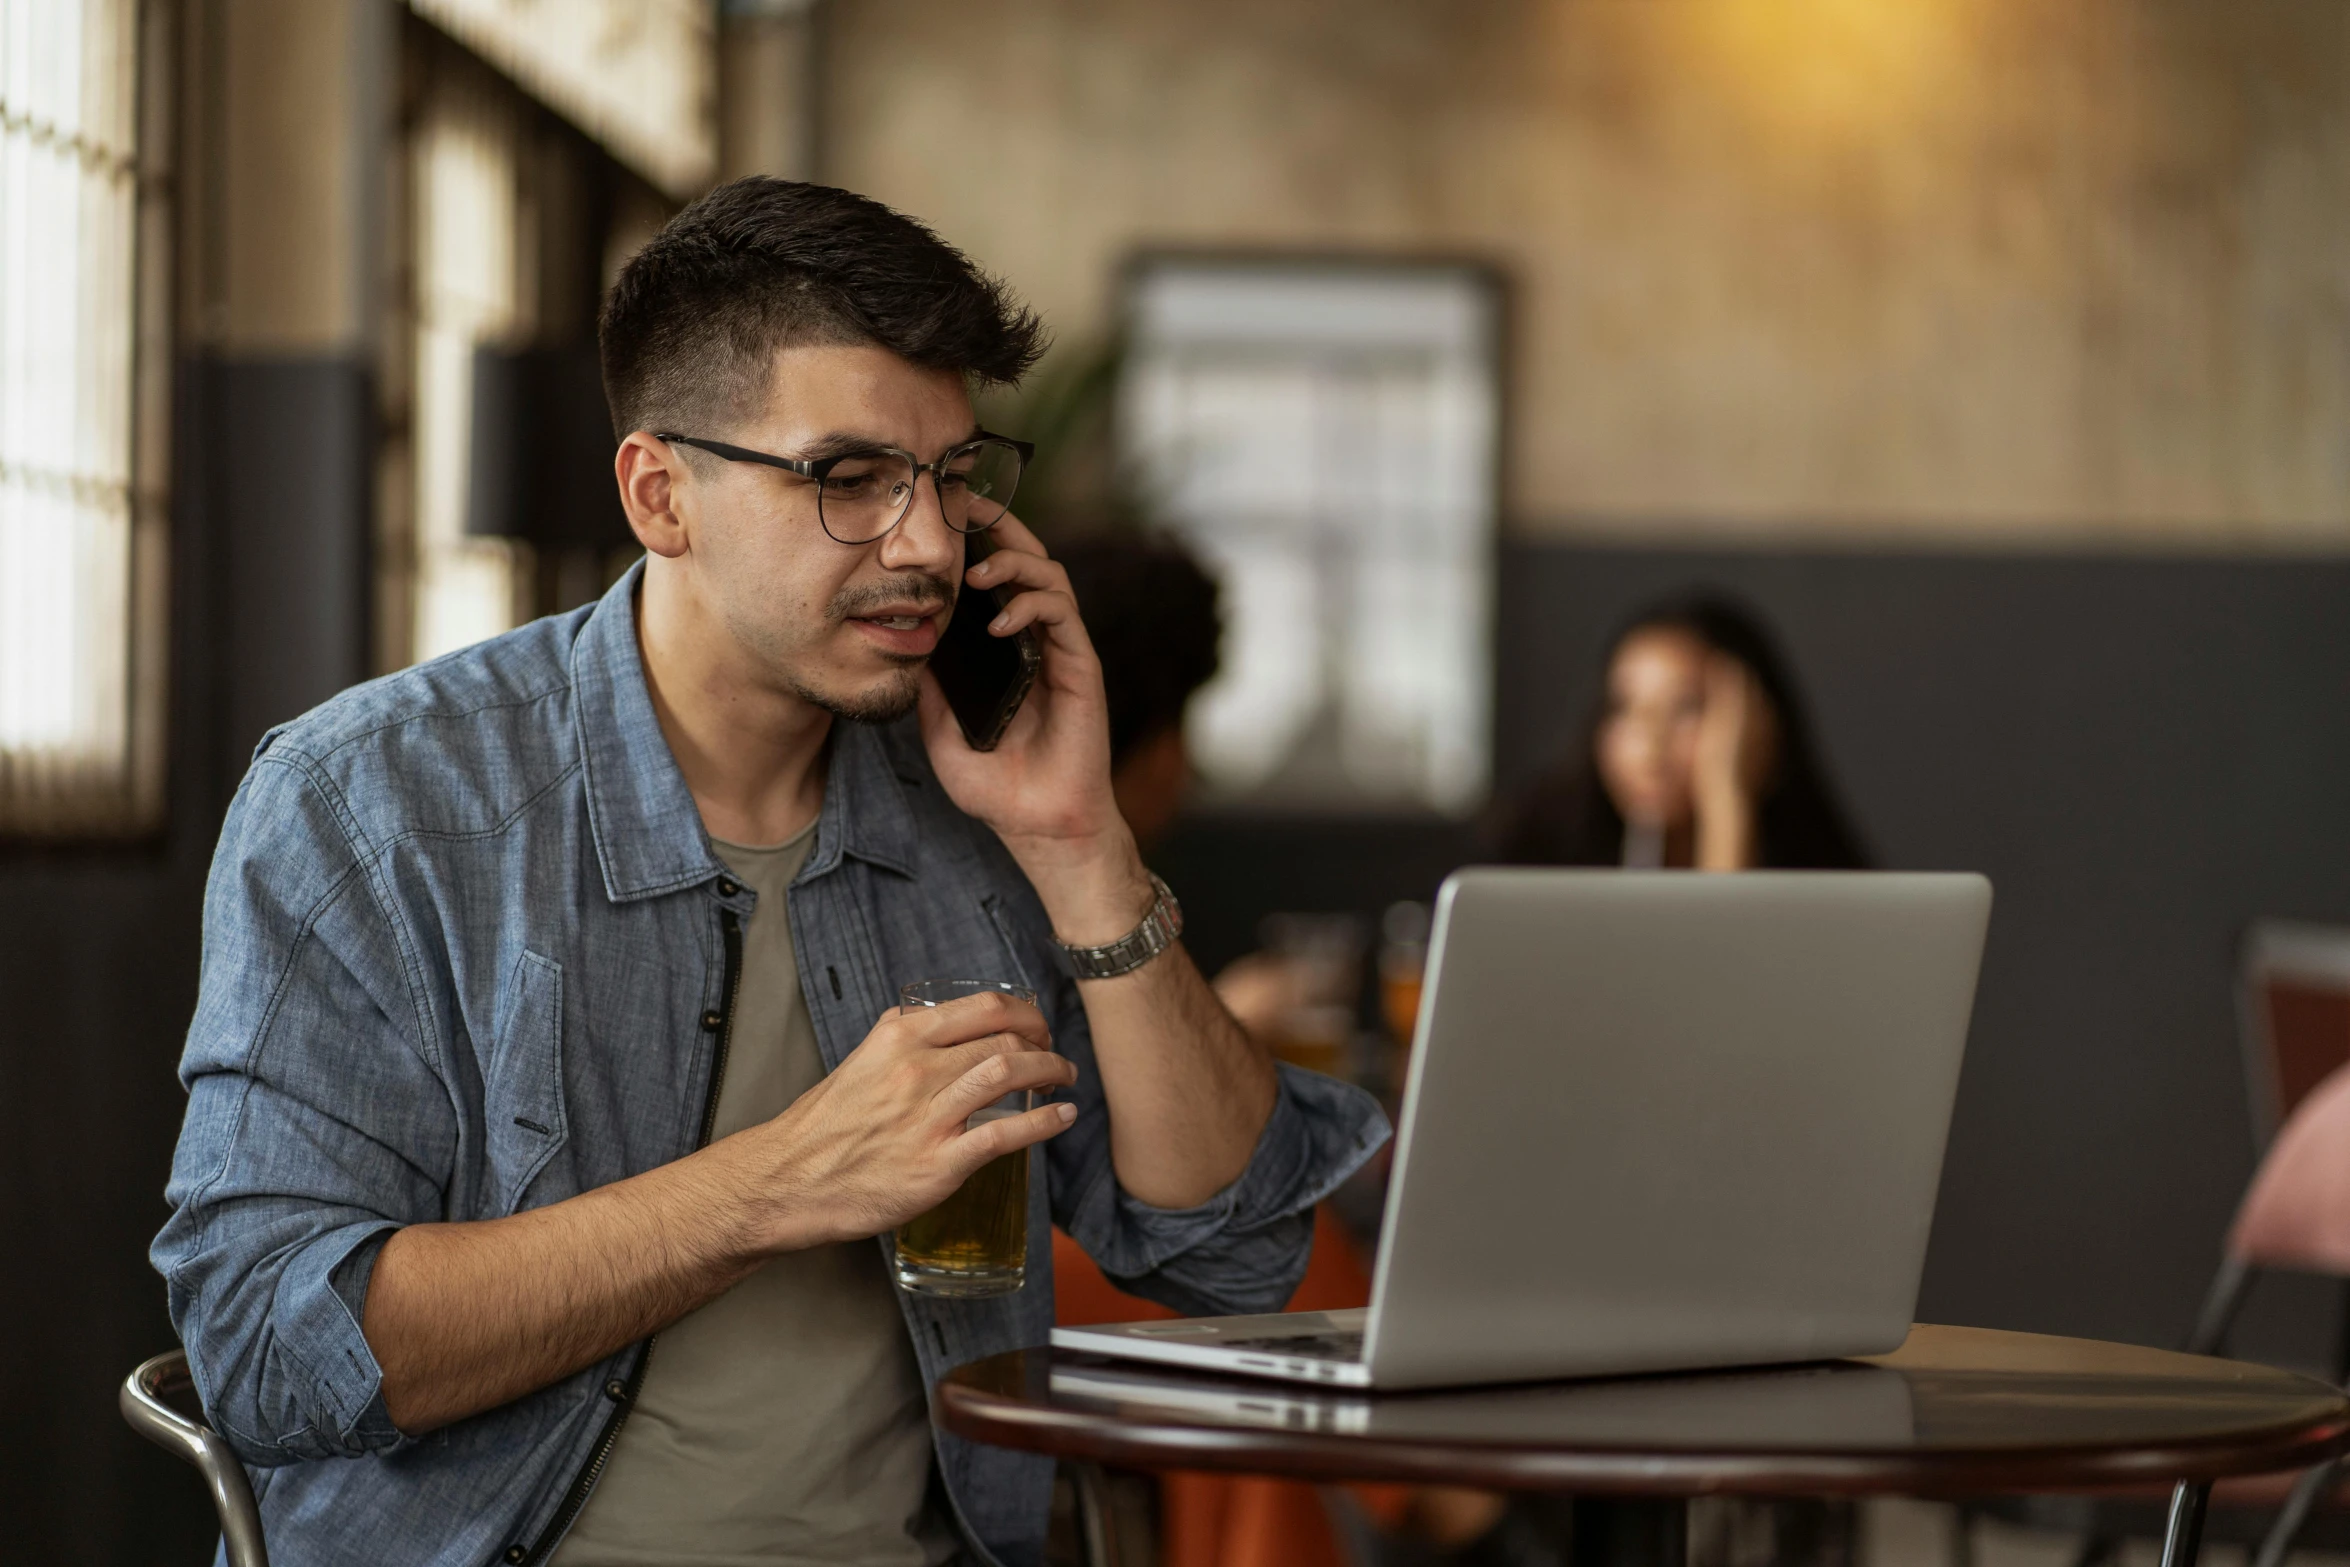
[1493,591,1869,872]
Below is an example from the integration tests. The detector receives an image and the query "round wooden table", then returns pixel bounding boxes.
[938,1324,2350,1567]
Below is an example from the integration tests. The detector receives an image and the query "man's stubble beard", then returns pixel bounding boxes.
[726,568,956,726]
[788,661,924,724]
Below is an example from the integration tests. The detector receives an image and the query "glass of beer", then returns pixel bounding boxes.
[891,978,1037,1297]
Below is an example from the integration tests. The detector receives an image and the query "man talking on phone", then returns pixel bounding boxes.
[152,179,1388,1567]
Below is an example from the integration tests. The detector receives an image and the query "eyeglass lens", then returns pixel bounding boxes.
[817,440,1025,544]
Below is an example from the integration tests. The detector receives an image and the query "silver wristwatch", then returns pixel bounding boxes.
[1054,873,1184,980]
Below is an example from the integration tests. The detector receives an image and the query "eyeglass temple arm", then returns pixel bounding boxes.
[653,434,820,478]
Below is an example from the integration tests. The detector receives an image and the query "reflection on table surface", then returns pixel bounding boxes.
[1031,1324,2346,1454]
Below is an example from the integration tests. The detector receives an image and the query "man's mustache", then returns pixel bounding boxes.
[828,574,955,624]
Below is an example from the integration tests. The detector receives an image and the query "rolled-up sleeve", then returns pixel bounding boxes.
[1058,1059,1390,1316]
[151,750,451,1465]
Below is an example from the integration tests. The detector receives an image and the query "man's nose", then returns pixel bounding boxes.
[878,470,960,575]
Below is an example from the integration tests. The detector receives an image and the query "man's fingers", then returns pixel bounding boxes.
[984,587,1080,643]
[966,539,1069,599]
[934,1043,1079,1123]
[949,1099,1079,1170]
[966,532,1098,667]
[971,569,1095,667]
[883,986,1048,1047]
[887,988,1051,1052]
[932,1027,1063,1075]
[978,511,1050,561]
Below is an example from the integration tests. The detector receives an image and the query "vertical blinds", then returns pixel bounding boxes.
[0,0,146,833]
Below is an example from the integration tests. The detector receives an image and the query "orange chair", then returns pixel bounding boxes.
[1053,1209,1410,1567]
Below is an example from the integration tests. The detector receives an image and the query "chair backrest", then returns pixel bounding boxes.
[2239,921,2350,1148]
[2230,1059,2350,1275]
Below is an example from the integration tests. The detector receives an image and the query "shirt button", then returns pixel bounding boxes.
[504,1549,526,1564]
[701,1009,723,1032]
[716,878,740,898]
[604,1378,627,1401]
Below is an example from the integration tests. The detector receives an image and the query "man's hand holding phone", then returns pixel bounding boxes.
[916,515,1156,943]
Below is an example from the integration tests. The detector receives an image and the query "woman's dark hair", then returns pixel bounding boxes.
[1491,591,1870,869]
[599,177,1046,441]
[1057,533,1221,770]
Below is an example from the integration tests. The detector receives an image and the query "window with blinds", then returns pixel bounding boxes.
[0,0,160,835]
[1120,258,1501,817]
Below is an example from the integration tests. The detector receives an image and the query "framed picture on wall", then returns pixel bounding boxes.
[1119,254,1503,817]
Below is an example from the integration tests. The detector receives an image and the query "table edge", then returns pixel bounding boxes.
[936,1347,2350,1497]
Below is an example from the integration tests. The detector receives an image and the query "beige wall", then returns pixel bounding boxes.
[186,0,387,355]
[825,0,2350,546]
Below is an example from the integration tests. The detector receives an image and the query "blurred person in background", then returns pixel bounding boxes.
[1057,531,1221,849]
[1491,591,1869,873]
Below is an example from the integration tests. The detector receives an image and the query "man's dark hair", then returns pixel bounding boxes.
[1057,533,1222,770]
[599,178,1046,440]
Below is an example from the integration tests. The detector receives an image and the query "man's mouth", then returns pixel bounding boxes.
[844,604,945,657]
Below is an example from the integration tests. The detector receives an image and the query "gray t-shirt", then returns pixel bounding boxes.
[555,825,957,1567]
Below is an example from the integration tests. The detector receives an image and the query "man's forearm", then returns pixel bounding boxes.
[1017,837,1279,1209]
[361,991,1076,1437]
[1076,940,1279,1207]
[362,1145,761,1434]
[362,995,1079,1435]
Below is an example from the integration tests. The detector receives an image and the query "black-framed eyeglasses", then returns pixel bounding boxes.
[657,430,1034,546]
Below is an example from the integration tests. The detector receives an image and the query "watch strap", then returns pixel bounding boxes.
[1054,873,1183,980]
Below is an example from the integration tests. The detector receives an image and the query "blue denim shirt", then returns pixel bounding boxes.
[152,562,1389,1567]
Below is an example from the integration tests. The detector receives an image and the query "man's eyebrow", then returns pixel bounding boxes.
[796,431,897,462]
[794,425,987,462]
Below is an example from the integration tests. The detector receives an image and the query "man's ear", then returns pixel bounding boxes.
[616,432,691,559]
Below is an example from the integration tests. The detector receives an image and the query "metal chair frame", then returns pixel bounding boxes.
[120,1348,268,1567]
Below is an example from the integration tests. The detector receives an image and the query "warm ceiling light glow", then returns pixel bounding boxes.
[1666,0,1967,146]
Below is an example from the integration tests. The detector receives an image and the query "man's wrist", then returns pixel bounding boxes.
[1005,829,1156,948]
[690,1130,828,1260]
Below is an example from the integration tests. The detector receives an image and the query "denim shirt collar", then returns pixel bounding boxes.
[570,560,919,903]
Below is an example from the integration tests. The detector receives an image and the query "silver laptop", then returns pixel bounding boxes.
[1052,868,1991,1391]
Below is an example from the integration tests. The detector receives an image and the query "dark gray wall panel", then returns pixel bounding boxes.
[216,359,373,774]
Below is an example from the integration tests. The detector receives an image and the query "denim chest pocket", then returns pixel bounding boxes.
[484,950,568,1216]
[979,895,1039,992]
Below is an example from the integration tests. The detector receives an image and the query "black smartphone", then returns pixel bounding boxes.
[930,537,1041,751]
